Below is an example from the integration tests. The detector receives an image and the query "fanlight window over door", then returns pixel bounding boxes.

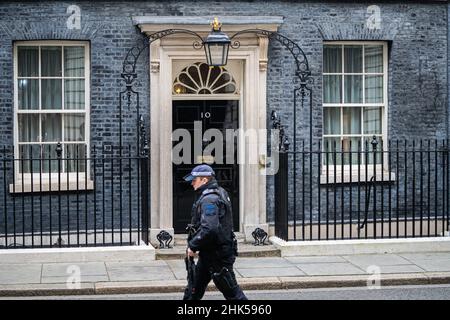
[173,62,238,95]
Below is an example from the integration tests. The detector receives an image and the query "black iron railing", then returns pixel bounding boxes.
[274,137,450,241]
[0,144,150,249]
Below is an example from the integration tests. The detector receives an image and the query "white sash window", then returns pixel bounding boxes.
[322,42,388,167]
[13,41,90,191]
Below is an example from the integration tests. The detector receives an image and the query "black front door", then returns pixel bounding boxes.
[172,100,239,233]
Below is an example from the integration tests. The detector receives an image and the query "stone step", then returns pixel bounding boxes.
[173,232,246,246]
[156,242,280,260]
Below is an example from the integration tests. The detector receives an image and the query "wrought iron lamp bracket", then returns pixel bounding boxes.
[229,29,313,90]
[119,29,207,154]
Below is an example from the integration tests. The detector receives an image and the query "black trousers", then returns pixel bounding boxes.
[191,253,247,300]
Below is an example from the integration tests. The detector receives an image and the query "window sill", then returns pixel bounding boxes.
[320,171,396,184]
[9,180,94,193]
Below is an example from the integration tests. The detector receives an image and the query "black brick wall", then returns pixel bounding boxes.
[0,1,447,237]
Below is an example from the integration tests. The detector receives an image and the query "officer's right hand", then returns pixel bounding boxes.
[187,247,195,257]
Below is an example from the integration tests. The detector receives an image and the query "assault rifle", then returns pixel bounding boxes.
[182,224,197,300]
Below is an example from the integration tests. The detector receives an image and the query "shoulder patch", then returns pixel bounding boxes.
[204,203,217,216]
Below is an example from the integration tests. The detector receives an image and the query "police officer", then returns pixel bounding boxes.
[183,164,247,300]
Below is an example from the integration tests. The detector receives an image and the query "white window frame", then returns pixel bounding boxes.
[171,60,241,101]
[321,41,390,182]
[12,40,91,192]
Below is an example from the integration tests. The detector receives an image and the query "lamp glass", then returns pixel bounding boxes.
[205,43,229,66]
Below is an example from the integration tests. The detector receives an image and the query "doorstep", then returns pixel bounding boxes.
[156,243,281,260]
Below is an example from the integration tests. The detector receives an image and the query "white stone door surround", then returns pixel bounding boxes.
[133,16,283,244]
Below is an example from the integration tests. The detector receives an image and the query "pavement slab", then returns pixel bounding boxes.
[0,264,42,285]
[106,265,176,282]
[169,267,188,280]
[165,260,185,270]
[375,265,425,274]
[342,254,412,269]
[297,263,366,276]
[105,260,167,268]
[409,259,450,272]
[234,257,293,269]
[236,267,305,278]
[399,252,450,262]
[41,275,110,284]
[42,262,107,277]
[285,256,347,264]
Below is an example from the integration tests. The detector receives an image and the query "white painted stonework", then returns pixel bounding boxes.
[134,16,283,245]
[0,244,155,264]
[270,236,450,256]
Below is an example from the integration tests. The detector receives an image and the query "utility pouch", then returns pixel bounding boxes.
[211,267,238,294]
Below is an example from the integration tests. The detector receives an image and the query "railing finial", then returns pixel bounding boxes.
[55,142,63,158]
[371,135,378,151]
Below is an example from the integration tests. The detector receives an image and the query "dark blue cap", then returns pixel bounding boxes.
[183,164,215,182]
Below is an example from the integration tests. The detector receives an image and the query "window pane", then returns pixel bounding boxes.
[18,46,38,77]
[64,114,85,141]
[179,73,197,89]
[41,79,62,109]
[365,75,383,103]
[364,107,382,134]
[64,46,85,77]
[344,75,362,103]
[323,137,341,165]
[18,114,39,142]
[211,73,232,92]
[41,114,62,142]
[365,45,383,73]
[187,64,201,86]
[323,75,342,103]
[323,107,340,135]
[18,145,41,174]
[343,107,361,134]
[65,79,85,109]
[342,137,361,165]
[344,45,362,73]
[65,144,86,172]
[18,79,39,110]
[323,45,342,73]
[208,65,221,87]
[41,46,62,77]
[42,144,59,173]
